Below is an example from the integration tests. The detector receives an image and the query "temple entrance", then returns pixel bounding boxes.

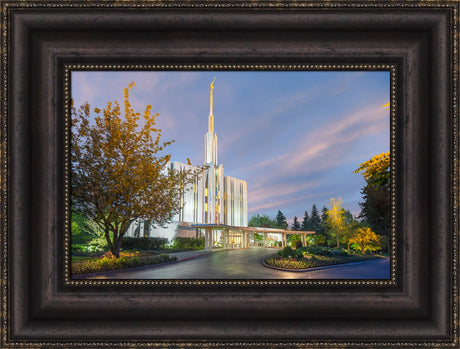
[192,224,315,252]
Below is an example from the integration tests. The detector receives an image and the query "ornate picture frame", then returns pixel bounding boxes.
[1,1,458,347]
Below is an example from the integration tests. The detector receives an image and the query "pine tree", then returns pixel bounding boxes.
[320,206,328,234]
[301,210,310,231]
[292,216,301,231]
[275,210,288,229]
[309,204,321,232]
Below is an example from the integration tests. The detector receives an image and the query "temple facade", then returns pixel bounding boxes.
[125,78,248,241]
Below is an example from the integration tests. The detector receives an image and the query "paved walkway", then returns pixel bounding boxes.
[167,249,225,261]
[76,248,390,280]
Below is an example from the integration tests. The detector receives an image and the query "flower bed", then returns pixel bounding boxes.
[264,247,382,270]
[72,253,177,275]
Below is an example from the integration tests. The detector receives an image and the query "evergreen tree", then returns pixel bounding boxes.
[292,216,301,231]
[275,210,288,229]
[309,204,321,232]
[358,183,390,251]
[301,210,310,231]
[354,152,391,252]
[343,210,354,225]
[319,206,329,234]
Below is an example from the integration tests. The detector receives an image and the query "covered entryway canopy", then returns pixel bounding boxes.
[191,223,315,251]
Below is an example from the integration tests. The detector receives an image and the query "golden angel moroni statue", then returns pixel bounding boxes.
[210,76,216,91]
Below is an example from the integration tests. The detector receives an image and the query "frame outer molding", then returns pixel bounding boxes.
[1,1,458,347]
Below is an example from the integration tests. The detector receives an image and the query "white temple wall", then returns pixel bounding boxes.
[224,176,248,227]
[170,161,204,223]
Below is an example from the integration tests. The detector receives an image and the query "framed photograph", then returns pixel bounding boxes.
[69,68,393,281]
[1,0,458,347]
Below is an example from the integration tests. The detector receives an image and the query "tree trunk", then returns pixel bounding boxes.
[113,240,121,258]
[104,230,114,254]
[336,232,339,248]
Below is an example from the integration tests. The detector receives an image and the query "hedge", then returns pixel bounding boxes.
[72,253,176,275]
[172,237,205,250]
[121,237,169,250]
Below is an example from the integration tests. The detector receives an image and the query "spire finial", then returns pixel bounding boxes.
[209,77,216,115]
[208,77,216,133]
[210,77,216,91]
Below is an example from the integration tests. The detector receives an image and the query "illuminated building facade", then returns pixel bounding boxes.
[126,78,248,241]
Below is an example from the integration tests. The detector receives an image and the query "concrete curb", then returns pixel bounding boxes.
[261,256,389,273]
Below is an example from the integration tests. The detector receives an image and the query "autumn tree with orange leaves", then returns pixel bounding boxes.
[71,83,199,258]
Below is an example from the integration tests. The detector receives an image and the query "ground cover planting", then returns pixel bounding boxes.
[264,246,382,270]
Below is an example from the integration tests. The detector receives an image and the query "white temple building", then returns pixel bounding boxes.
[125,78,314,249]
[125,78,248,241]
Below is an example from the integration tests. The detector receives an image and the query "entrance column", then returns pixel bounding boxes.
[283,233,287,247]
[205,227,213,252]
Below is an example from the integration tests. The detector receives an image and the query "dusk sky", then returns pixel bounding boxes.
[72,70,390,225]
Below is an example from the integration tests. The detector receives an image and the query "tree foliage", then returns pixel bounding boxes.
[301,210,310,231]
[354,151,390,187]
[325,198,346,248]
[275,210,288,229]
[71,82,199,258]
[248,213,277,228]
[359,184,390,236]
[309,204,321,232]
[348,227,383,254]
[355,151,391,252]
[71,209,103,244]
[292,216,301,231]
[320,206,329,232]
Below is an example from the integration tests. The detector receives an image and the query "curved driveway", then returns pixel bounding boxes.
[83,248,390,280]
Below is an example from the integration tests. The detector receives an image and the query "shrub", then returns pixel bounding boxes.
[332,248,349,257]
[87,234,109,252]
[121,237,169,250]
[302,246,334,256]
[71,243,105,254]
[72,253,177,275]
[280,246,295,258]
[172,237,205,250]
[295,240,303,249]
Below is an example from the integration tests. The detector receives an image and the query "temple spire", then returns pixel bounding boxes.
[208,77,216,133]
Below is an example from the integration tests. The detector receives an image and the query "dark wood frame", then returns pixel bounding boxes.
[1,1,458,347]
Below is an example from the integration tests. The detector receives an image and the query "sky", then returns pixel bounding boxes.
[72,70,390,225]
